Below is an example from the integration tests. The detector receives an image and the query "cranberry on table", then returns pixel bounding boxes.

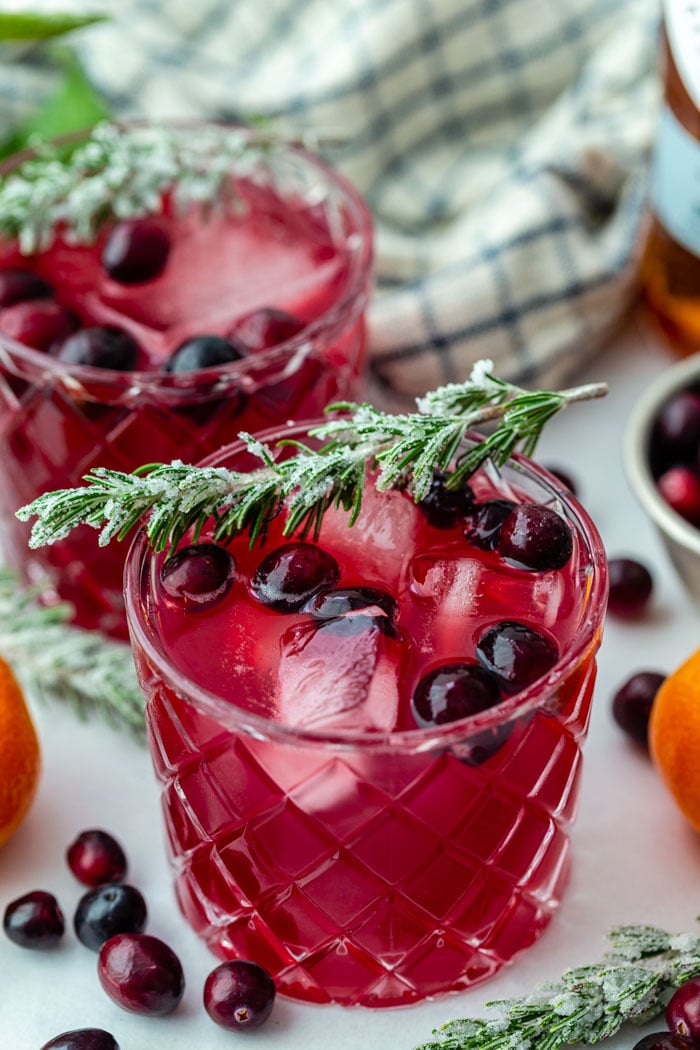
[40,1029,120,1050]
[3,890,64,948]
[667,976,700,1040]
[163,334,244,373]
[252,541,341,612]
[307,585,398,623]
[160,543,236,610]
[229,306,305,351]
[74,883,147,951]
[463,499,517,550]
[607,557,654,617]
[656,465,700,527]
[498,504,574,571]
[54,326,140,371]
[67,829,127,887]
[418,471,475,529]
[98,932,184,1016]
[0,267,52,307]
[204,959,276,1031]
[101,218,171,284]
[543,463,578,495]
[475,620,559,694]
[611,670,665,749]
[0,299,77,351]
[631,1034,700,1050]
[411,662,501,727]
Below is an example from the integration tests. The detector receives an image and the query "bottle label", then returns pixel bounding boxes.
[665,0,700,110]
[652,104,700,258]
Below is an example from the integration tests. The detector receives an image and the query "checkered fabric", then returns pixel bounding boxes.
[0,0,660,404]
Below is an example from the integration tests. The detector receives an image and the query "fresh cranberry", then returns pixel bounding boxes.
[74,883,147,951]
[307,586,398,623]
[418,471,475,528]
[251,541,340,612]
[656,465,700,526]
[611,670,665,749]
[54,326,140,371]
[40,1029,120,1050]
[667,977,700,1039]
[631,1034,699,1050]
[463,499,517,550]
[411,663,501,726]
[303,609,396,640]
[160,543,236,610]
[66,829,127,887]
[654,389,700,463]
[543,464,578,495]
[101,219,171,284]
[607,557,654,616]
[498,504,573,571]
[3,890,65,948]
[0,267,52,307]
[98,932,184,1016]
[203,959,276,1031]
[0,299,77,351]
[229,306,305,351]
[163,334,244,373]
[475,621,559,693]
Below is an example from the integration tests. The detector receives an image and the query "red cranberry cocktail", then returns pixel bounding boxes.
[125,423,608,1008]
[0,123,372,637]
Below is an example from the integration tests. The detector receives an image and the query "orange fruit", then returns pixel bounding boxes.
[649,646,700,832]
[0,655,40,847]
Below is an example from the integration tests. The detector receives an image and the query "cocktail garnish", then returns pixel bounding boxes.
[16,360,607,553]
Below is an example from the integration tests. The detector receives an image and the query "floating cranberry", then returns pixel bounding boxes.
[102,219,170,284]
[667,977,700,1040]
[0,267,52,307]
[40,1029,120,1050]
[66,829,127,887]
[74,883,147,951]
[656,466,700,527]
[498,504,573,571]
[463,499,517,550]
[475,621,559,694]
[607,557,654,617]
[418,471,475,528]
[203,959,276,1031]
[0,299,77,351]
[229,306,305,351]
[98,932,184,1016]
[163,334,244,374]
[654,389,700,464]
[55,326,140,371]
[631,1034,699,1050]
[160,543,236,610]
[251,541,340,612]
[3,890,65,948]
[611,671,665,749]
[411,663,501,727]
[307,586,398,623]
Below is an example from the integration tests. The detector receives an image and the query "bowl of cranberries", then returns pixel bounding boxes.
[625,352,700,603]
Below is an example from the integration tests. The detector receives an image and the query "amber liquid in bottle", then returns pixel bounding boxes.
[643,3,700,354]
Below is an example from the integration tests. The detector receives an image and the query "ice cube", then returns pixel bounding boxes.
[409,553,485,655]
[277,611,400,731]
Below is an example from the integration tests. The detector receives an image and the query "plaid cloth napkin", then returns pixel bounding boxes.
[0,0,660,403]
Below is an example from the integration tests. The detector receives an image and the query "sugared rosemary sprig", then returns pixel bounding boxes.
[415,924,700,1050]
[0,568,144,735]
[17,361,607,554]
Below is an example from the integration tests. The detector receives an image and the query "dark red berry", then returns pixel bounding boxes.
[3,890,65,948]
[463,499,517,550]
[631,1034,699,1050]
[657,466,700,526]
[163,334,244,373]
[307,586,398,623]
[229,306,305,351]
[40,1029,120,1050]
[667,977,700,1039]
[0,267,52,307]
[203,959,276,1031]
[0,299,77,351]
[475,621,559,694]
[54,326,140,371]
[543,464,578,495]
[160,543,236,610]
[98,932,184,1016]
[74,883,147,951]
[611,670,665,748]
[654,389,700,463]
[66,829,127,887]
[251,541,340,612]
[101,219,170,284]
[411,663,501,727]
[498,504,573,571]
[607,557,654,617]
[418,471,475,528]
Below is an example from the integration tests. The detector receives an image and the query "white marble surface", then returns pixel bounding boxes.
[3,312,700,1050]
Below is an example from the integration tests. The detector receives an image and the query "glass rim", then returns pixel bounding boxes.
[0,120,373,392]
[124,422,609,754]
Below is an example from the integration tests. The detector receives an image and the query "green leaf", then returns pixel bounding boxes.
[0,11,107,41]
